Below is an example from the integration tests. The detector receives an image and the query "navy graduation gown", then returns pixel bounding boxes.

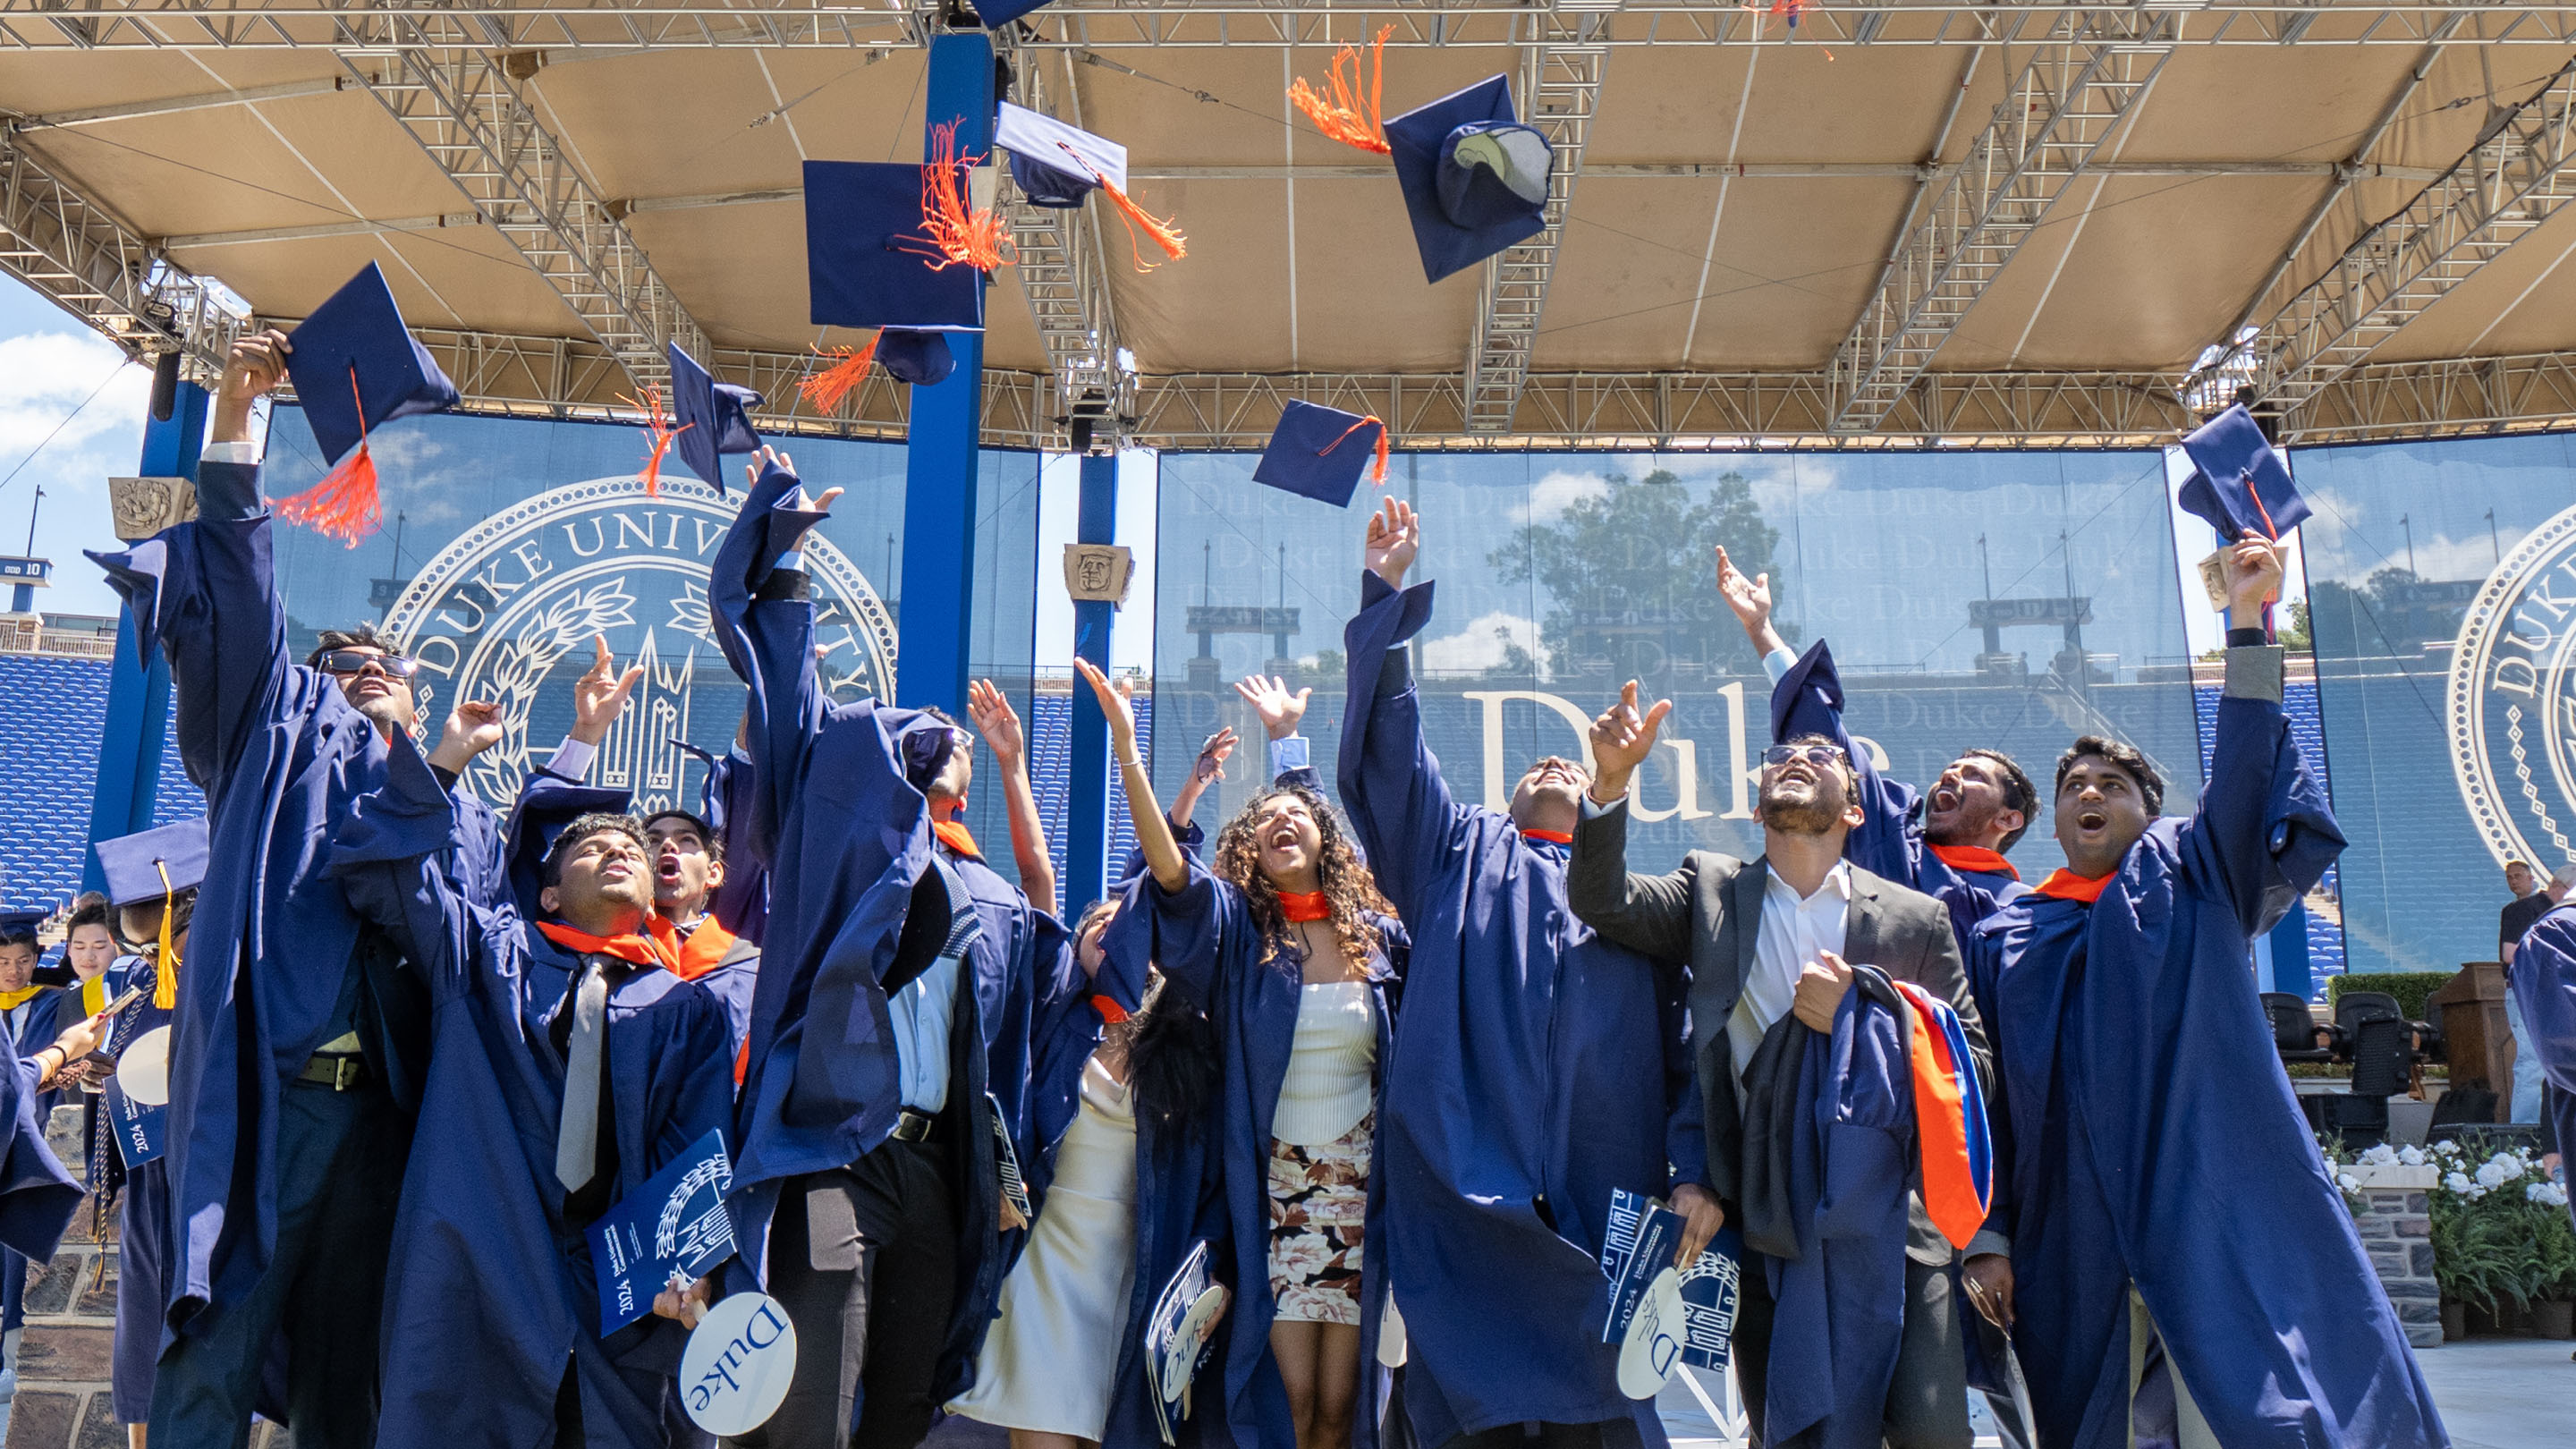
[1335,571,1696,1447]
[1771,640,2025,948]
[1962,657,2442,1449]
[2509,905,2576,1233]
[0,1046,80,1266]
[712,463,1067,1408]
[88,459,432,1330]
[101,956,177,1423]
[1110,853,1402,1449]
[331,734,734,1449]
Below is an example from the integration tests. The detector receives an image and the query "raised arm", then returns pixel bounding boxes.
[1334,499,1470,919]
[708,447,842,865]
[968,678,1056,917]
[2176,532,2343,934]
[1165,728,1239,835]
[1080,657,1189,895]
[1566,701,1699,965]
[328,729,493,1006]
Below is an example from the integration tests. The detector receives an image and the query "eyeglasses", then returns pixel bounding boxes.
[315,649,420,679]
[1761,742,1849,769]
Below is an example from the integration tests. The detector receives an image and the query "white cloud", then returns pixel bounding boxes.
[0,331,150,458]
[1513,469,1608,523]
[1420,610,1545,677]
[0,329,152,615]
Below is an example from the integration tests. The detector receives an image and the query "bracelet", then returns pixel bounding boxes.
[1116,754,1145,770]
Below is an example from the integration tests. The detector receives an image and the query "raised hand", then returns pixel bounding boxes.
[1073,657,1139,754]
[427,699,507,775]
[2224,528,2286,625]
[569,634,647,745]
[1234,674,1311,741]
[1365,496,1420,589]
[967,678,1027,769]
[1586,679,1673,803]
[1194,727,1240,784]
[742,444,843,514]
[1715,545,1775,631]
[212,326,292,444]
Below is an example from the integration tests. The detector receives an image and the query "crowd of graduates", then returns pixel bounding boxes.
[0,323,2547,1449]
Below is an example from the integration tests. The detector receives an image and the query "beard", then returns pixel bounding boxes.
[1758,783,1843,836]
[1923,798,1997,848]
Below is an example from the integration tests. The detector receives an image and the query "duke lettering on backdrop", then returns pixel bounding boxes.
[2447,499,2576,870]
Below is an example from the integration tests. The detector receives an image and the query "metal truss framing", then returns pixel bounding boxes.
[2236,54,2576,415]
[1462,13,1605,433]
[6,2,2576,52]
[0,135,242,377]
[998,43,1129,448]
[1826,6,2175,432]
[349,39,707,390]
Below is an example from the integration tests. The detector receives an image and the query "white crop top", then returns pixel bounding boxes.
[1270,979,1378,1148]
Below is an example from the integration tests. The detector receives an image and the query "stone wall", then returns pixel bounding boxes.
[2348,1162,2444,1350]
[7,1105,122,1449]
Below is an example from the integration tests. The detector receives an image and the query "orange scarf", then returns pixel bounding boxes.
[1929,843,2019,882]
[1276,890,1332,923]
[661,914,741,982]
[1521,828,1573,845]
[1891,980,1992,1252]
[2032,869,2114,903]
[535,919,674,970]
[932,819,982,860]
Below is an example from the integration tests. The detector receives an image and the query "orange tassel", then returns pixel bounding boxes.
[799,341,879,414]
[620,384,691,497]
[901,120,1016,272]
[1322,413,1392,486]
[1289,26,1394,156]
[275,366,385,547]
[1056,141,1187,272]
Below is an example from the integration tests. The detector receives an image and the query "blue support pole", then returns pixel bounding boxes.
[81,379,209,890]
[1065,452,1119,911]
[2269,902,2316,1001]
[896,28,994,719]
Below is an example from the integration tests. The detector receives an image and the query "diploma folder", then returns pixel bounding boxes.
[1598,1188,1740,1373]
[1145,1240,1231,1445]
[585,1128,738,1335]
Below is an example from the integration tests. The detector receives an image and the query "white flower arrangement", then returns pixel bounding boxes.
[2531,1182,2571,1209]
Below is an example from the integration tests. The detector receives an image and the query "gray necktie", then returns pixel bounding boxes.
[555,961,610,1191]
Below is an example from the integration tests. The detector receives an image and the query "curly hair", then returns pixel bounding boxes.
[1209,783,1393,976]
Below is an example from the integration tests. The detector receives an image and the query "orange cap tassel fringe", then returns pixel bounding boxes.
[1322,413,1393,486]
[621,383,691,497]
[798,341,879,414]
[902,120,1016,272]
[275,365,385,548]
[1289,25,1394,156]
[1056,142,1187,271]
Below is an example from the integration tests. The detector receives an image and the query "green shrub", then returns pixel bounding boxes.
[2327,971,2455,1023]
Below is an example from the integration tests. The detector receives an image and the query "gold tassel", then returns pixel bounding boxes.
[152,860,180,1012]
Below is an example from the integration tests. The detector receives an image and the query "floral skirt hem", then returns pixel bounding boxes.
[1266,1110,1371,1326]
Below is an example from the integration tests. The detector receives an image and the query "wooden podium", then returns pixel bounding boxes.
[2430,962,2512,1123]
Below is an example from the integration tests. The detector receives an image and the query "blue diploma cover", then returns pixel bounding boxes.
[1599,1188,1739,1372]
[585,1128,737,1334]
[104,1078,166,1169]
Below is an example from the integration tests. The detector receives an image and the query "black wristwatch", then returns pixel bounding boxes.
[2226,625,2270,648]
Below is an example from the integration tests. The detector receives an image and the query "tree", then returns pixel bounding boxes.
[1490,467,1784,685]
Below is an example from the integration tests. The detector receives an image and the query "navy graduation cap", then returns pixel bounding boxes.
[972,0,1055,27]
[877,329,956,387]
[277,261,462,545]
[1385,76,1553,285]
[666,343,765,495]
[2177,402,2310,541]
[93,818,211,911]
[1253,402,1388,508]
[803,159,987,335]
[0,906,46,937]
[996,101,1122,208]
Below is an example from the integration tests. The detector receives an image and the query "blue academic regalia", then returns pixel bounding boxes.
[330,733,735,1449]
[2509,905,2576,1233]
[0,984,64,1335]
[1109,853,1403,1449]
[711,462,1080,1412]
[1332,571,1695,1449]
[1772,640,2026,947]
[672,739,770,946]
[1962,663,2444,1449]
[87,459,433,1330]
[101,956,177,1424]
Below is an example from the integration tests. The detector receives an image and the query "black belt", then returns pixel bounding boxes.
[890,1106,945,1144]
[294,1052,369,1091]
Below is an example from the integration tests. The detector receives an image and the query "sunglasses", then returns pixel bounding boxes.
[1761,742,1849,769]
[315,649,421,679]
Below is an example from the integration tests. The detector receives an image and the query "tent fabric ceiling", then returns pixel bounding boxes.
[3,27,2572,433]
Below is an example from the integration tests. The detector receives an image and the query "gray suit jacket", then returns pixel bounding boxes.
[1564,794,1995,1264]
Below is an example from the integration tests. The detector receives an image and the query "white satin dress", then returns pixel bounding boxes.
[951,1053,1140,1439]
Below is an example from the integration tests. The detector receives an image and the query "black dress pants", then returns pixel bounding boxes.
[1731,1253,1970,1449]
[733,1136,957,1449]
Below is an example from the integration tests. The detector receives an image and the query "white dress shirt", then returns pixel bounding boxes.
[1727,860,1852,1084]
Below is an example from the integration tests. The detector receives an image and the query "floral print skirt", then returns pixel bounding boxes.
[1266,1111,1372,1326]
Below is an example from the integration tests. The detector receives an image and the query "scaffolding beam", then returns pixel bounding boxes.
[1462,13,1606,432]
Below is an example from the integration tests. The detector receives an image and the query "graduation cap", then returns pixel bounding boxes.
[1385,76,1552,285]
[278,261,462,547]
[1252,402,1389,507]
[0,906,45,944]
[504,779,636,921]
[93,818,210,911]
[973,0,1054,25]
[996,102,1185,269]
[803,143,1003,336]
[877,330,956,386]
[666,343,767,496]
[2177,402,2311,541]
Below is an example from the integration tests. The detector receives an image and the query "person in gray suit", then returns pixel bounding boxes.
[1566,685,1995,1449]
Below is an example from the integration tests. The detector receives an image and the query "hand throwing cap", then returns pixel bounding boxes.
[803,160,987,334]
[92,818,211,910]
[667,343,766,493]
[1253,402,1387,507]
[2177,402,2310,541]
[1385,76,1552,284]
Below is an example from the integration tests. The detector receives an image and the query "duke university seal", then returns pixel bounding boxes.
[2448,501,2576,871]
[383,476,895,812]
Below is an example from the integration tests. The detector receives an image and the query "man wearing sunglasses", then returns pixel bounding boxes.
[1569,685,1988,1449]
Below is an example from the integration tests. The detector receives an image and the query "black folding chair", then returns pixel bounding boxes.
[2264,992,2341,1064]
